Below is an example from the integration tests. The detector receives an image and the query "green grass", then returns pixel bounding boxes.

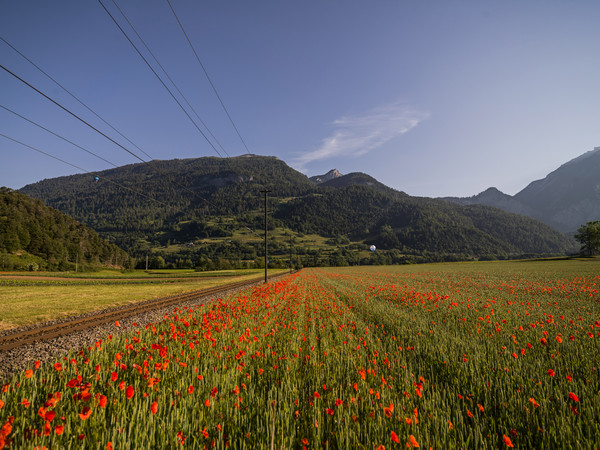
[0,269,284,331]
[0,268,264,279]
[0,259,598,448]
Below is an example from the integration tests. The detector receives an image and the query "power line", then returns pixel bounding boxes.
[0,104,119,168]
[166,0,251,155]
[108,0,230,157]
[97,0,225,158]
[0,57,263,241]
[0,133,170,207]
[0,63,151,165]
[0,35,154,160]
[0,63,217,209]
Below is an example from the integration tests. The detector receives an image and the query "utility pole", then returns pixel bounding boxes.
[289,232,293,274]
[260,189,272,283]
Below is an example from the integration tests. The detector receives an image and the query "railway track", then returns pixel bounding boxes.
[0,272,287,353]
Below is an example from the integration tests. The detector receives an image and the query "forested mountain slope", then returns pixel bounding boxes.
[443,147,600,232]
[20,155,575,267]
[0,187,129,270]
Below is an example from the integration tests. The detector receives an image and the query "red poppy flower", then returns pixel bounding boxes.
[150,401,158,415]
[390,431,399,443]
[408,435,419,447]
[568,392,579,402]
[126,385,135,399]
[188,386,194,394]
[55,425,64,435]
[98,395,108,408]
[547,369,555,377]
[384,403,394,418]
[502,435,514,447]
[78,406,92,420]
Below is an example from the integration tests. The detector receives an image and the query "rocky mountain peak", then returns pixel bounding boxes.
[309,169,343,184]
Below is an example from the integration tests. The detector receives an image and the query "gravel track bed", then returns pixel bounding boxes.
[0,283,257,383]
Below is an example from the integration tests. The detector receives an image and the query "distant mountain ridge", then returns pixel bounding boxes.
[309,169,343,184]
[443,147,600,232]
[19,155,575,267]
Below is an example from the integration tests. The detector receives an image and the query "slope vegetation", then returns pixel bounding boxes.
[0,187,129,271]
[20,155,575,267]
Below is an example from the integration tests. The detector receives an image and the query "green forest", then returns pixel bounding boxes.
[16,155,577,270]
[0,187,130,271]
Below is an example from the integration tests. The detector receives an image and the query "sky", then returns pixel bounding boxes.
[1,0,600,198]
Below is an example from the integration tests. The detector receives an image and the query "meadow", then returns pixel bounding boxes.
[0,269,279,331]
[0,260,598,448]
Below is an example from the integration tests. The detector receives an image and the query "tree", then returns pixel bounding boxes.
[574,221,600,256]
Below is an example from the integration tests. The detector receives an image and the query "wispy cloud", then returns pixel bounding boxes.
[295,103,429,169]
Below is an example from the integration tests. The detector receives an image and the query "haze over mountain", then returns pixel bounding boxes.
[443,147,600,233]
[18,155,575,268]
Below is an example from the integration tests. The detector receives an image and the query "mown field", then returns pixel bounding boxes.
[0,260,598,448]
[0,269,281,331]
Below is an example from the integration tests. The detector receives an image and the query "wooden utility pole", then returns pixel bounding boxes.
[260,189,272,283]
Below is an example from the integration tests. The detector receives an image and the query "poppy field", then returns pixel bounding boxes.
[1,260,599,449]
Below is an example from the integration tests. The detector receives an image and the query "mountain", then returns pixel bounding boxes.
[309,169,343,184]
[277,185,573,257]
[319,172,406,198]
[0,187,130,271]
[443,147,600,233]
[442,187,536,219]
[19,155,575,268]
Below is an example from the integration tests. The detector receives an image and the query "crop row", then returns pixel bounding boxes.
[1,263,598,448]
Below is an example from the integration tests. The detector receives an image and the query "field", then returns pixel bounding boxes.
[0,269,282,331]
[0,260,599,448]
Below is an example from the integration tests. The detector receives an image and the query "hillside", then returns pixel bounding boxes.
[320,172,406,198]
[19,155,575,268]
[443,147,600,232]
[0,187,130,271]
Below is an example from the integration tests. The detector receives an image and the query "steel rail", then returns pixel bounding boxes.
[0,272,288,352]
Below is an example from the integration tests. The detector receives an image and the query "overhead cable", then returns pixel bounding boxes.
[1,104,119,168]
[0,63,214,207]
[0,35,154,160]
[166,0,251,154]
[97,0,224,158]
[0,133,170,207]
[109,0,229,157]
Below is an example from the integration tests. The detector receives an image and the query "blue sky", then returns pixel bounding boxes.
[1,0,599,197]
